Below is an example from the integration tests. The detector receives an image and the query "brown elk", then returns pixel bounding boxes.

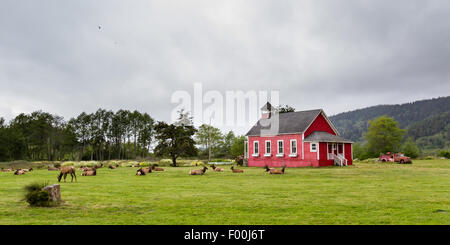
[82,169,96,176]
[80,167,96,171]
[14,169,26,175]
[211,164,223,172]
[22,168,33,172]
[136,168,146,176]
[265,165,285,174]
[95,163,103,169]
[48,166,60,171]
[57,166,77,182]
[140,167,152,174]
[230,166,244,173]
[109,165,117,169]
[1,168,13,172]
[189,166,208,175]
[151,164,164,171]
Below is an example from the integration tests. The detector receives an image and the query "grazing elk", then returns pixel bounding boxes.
[189,166,208,175]
[14,169,26,175]
[211,164,223,172]
[57,166,77,182]
[230,166,244,173]
[265,165,286,174]
[82,169,96,176]
[151,164,164,171]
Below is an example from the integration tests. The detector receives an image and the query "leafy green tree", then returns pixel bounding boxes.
[195,124,223,160]
[365,116,406,156]
[402,138,420,158]
[154,113,198,166]
[230,135,246,157]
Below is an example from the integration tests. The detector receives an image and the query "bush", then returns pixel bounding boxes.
[24,181,54,207]
[139,162,150,167]
[438,150,450,158]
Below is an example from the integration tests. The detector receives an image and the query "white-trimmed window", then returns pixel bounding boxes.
[310,142,318,152]
[277,140,284,157]
[253,141,259,156]
[265,140,271,156]
[290,140,297,157]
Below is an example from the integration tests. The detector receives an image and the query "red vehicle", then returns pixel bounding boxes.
[379,152,412,164]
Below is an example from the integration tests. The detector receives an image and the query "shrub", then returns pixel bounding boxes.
[24,181,54,207]
[438,150,450,159]
[139,162,150,167]
[61,161,75,166]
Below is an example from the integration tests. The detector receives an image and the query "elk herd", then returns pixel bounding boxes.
[2,161,287,181]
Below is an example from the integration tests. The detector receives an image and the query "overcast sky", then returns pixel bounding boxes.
[1,0,449,134]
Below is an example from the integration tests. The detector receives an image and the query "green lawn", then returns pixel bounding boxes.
[0,160,449,225]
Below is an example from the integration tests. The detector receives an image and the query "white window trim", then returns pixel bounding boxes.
[276,140,284,157]
[289,139,297,157]
[310,142,318,152]
[264,140,271,157]
[252,141,259,156]
[302,134,304,159]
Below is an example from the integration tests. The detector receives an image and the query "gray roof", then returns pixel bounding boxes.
[304,131,353,143]
[246,109,323,136]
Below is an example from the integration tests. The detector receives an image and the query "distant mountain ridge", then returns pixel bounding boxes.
[329,96,450,150]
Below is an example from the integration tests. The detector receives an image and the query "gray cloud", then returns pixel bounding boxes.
[1,0,449,134]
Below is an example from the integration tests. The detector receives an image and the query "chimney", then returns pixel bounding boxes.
[261,102,273,119]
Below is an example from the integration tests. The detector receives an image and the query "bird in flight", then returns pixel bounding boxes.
[98,25,101,30]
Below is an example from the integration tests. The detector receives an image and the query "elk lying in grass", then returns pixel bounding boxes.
[95,163,103,169]
[230,166,244,173]
[80,166,96,171]
[82,169,96,176]
[151,164,164,171]
[57,166,77,182]
[48,166,60,171]
[189,166,208,175]
[14,169,26,175]
[22,168,33,172]
[136,168,146,175]
[109,165,117,169]
[1,168,13,172]
[211,164,223,172]
[265,165,286,174]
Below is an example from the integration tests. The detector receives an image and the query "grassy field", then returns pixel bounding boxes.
[0,159,449,225]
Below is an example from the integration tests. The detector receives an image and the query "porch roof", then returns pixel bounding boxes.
[303,131,353,143]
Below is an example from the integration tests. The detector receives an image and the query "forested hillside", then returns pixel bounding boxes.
[329,96,450,152]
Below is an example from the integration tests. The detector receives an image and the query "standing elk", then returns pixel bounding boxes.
[211,164,223,172]
[265,165,286,174]
[230,166,244,173]
[57,166,77,182]
[189,166,208,175]
[151,164,164,171]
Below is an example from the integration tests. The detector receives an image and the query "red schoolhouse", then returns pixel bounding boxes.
[245,102,353,167]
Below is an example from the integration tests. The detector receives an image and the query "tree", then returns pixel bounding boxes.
[154,114,198,166]
[195,124,223,160]
[402,137,420,158]
[365,116,406,156]
[230,135,246,157]
[275,105,295,113]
